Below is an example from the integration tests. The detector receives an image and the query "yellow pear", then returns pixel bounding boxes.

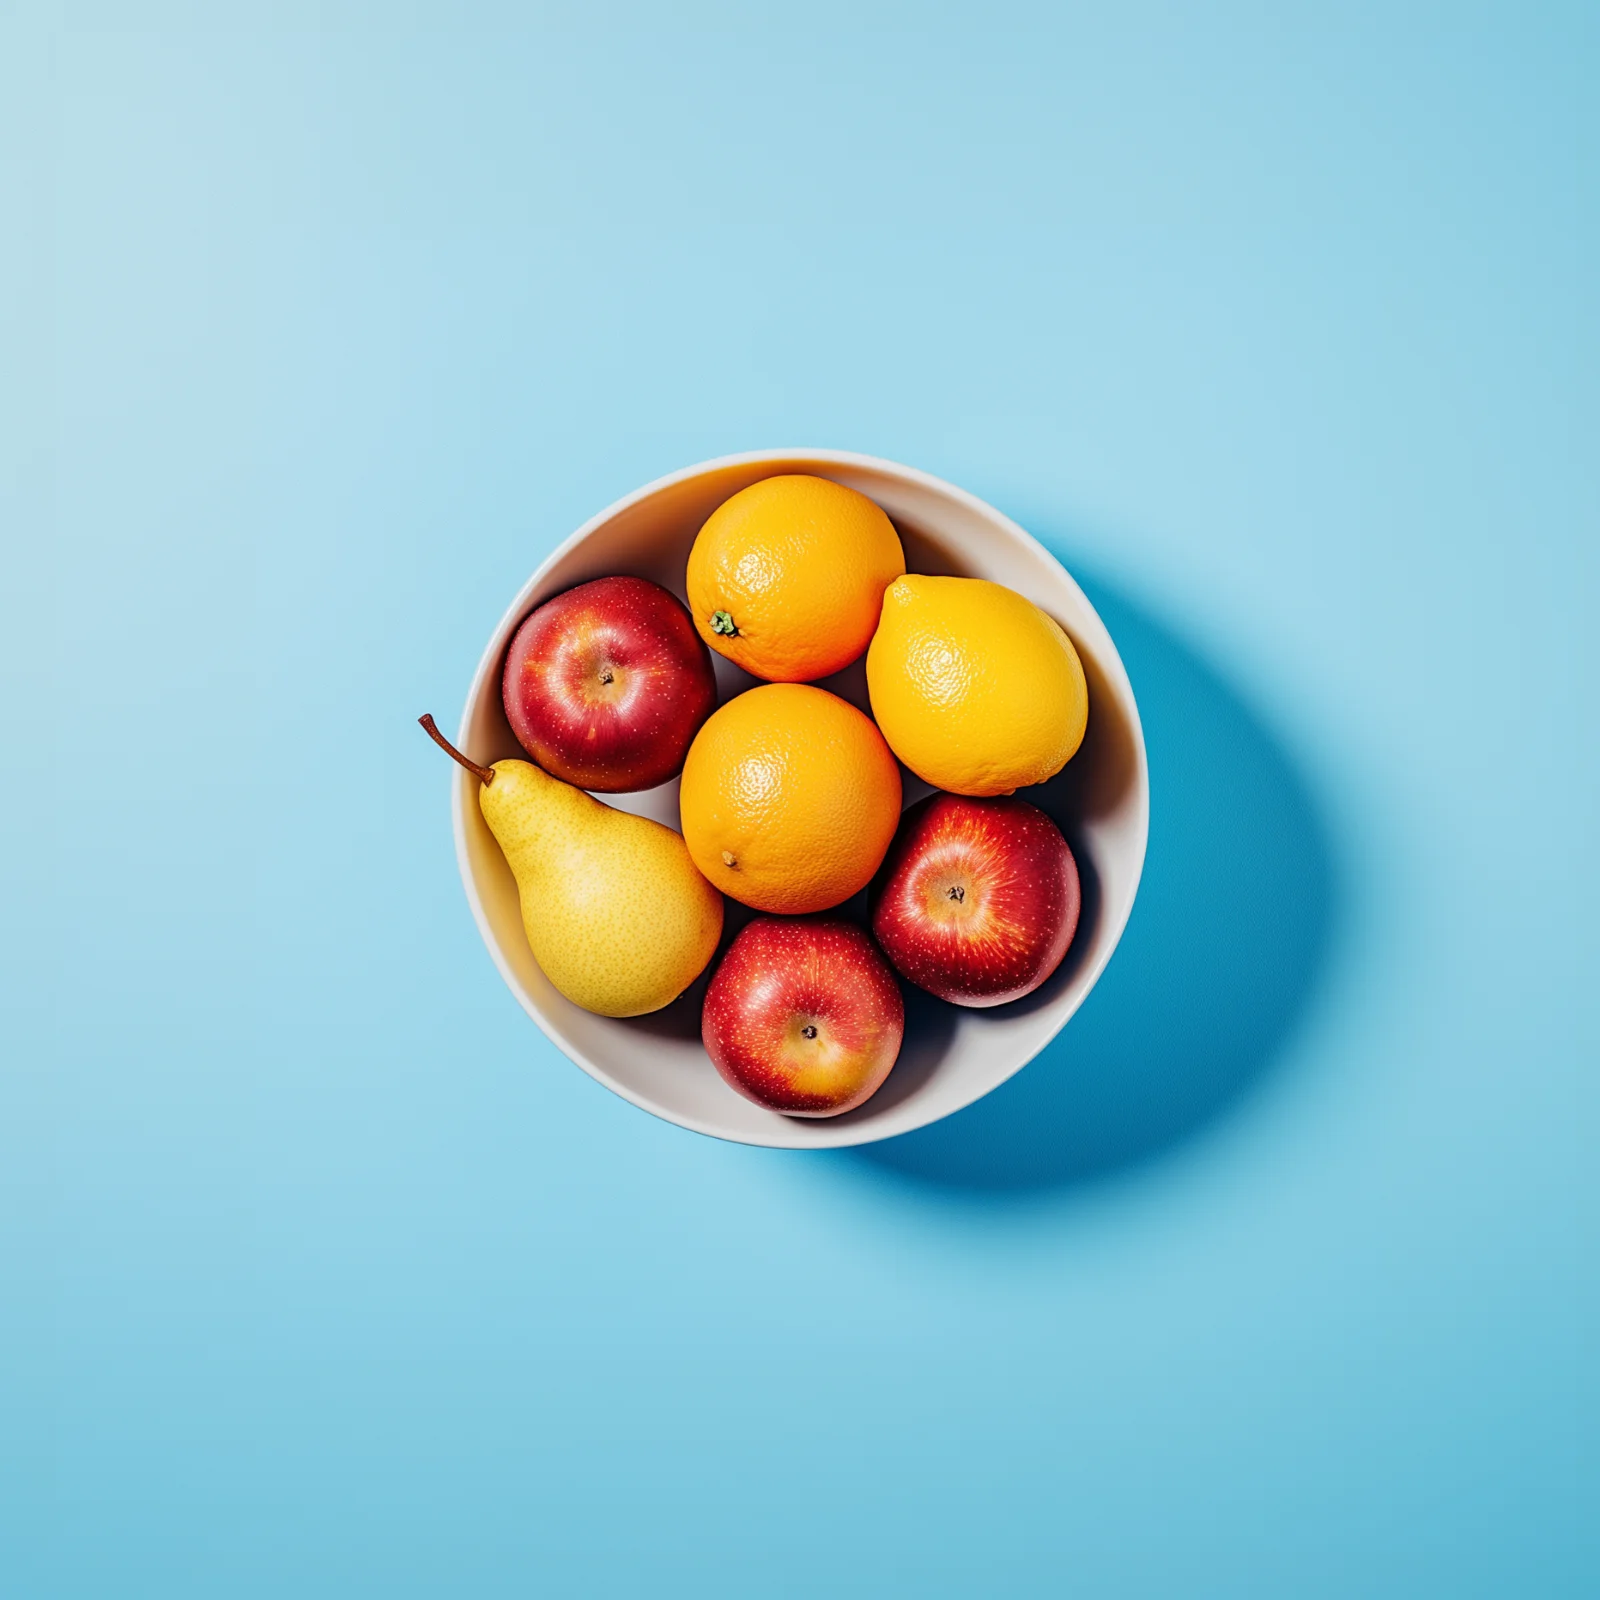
[421,717,723,1018]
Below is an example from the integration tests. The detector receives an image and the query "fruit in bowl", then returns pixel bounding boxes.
[687,473,905,682]
[441,450,1149,1150]
[502,574,716,792]
[702,916,905,1116]
[421,717,722,1018]
[871,793,1081,1007]
[679,682,902,914]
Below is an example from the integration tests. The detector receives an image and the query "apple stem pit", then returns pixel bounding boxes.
[418,714,496,786]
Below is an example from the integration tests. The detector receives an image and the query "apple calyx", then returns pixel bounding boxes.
[923,872,980,927]
[710,610,739,636]
[419,714,496,786]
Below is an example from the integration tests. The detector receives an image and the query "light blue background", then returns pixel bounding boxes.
[4,4,1596,1596]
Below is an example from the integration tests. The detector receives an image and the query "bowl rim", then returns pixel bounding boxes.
[451,447,1149,1148]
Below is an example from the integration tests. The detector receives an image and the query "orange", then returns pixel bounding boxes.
[686,474,906,682]
[678,684,903,914]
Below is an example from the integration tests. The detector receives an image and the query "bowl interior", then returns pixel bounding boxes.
[452,451,1149,1148]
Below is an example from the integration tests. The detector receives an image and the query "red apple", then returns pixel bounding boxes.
[502,575,716,792]
[870,794,1080,1007]
[702,918,905,1117]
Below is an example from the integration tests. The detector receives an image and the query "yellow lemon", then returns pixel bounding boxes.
[686,474,906,682]
[865,575,1088,796]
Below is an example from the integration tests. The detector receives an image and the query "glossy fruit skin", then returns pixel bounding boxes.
[480,759,723,1018]
[866,574,1089,796]
[679,683,902,914]
[686,474,906,682]
[870,793,1080,1007]
[703,917,905,1116]
[502,575,716,792]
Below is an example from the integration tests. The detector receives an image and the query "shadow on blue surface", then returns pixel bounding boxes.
[836,560,1342,1198]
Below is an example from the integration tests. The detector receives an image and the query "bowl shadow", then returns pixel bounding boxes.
[831,558,1341,1198]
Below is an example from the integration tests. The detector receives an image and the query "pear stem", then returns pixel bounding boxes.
[418,714,495,785]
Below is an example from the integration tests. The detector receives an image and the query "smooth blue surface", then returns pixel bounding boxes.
[4,5,1596,1596]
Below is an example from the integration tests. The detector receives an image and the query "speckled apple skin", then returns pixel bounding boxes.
[702,918,905,1117]
[502,575,716,793]
[870,794,1080,1007]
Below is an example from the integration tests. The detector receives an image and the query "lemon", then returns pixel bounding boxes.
[865,575,1088,796]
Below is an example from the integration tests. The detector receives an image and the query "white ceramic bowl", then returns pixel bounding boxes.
[452,450,1148,1148]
